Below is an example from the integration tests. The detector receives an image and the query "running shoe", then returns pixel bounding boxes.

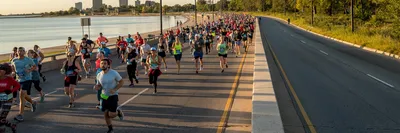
[31,102,37,112]
[117,108,124,121]
[40,94,45,103]
[107,129,114,133]
[14,115,23,122]
[129,84,134,87]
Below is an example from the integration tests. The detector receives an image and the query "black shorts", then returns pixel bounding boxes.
[64,76,78,87]
[101,95,118,112]
[20,80,33,95]
[218,54,228,58]
[174,54,182,61]
[158,52,166,58]
[141,59,147,63]
[120,49,126,54]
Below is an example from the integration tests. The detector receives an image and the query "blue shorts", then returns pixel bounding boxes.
[193,51,203,59]
[236,41,242,46]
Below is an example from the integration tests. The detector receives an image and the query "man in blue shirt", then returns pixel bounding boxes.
[98,42,112,58]
[11,47,38,122]
[126,34,134,45]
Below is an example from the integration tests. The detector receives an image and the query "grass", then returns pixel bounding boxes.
[248,12,400,56]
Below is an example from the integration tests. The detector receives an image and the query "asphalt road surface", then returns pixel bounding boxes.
[7,40,254,133]
[260,16,400,133]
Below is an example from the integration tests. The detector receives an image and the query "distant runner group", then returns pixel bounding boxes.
[0,13,255,133]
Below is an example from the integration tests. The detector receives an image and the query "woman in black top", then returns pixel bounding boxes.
[126,46,139,87]
[158,38,168,72]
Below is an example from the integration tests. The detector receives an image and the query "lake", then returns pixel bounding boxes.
[0,16,187,54]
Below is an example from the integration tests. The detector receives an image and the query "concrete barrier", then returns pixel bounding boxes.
[252,17,284,133]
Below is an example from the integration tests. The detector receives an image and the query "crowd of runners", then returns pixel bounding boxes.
[0,13,255,133]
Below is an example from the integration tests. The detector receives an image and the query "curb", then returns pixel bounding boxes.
[252,17,285,133]
[265,15,400,59]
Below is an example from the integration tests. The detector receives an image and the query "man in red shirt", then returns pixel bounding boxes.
[118,37,128,63]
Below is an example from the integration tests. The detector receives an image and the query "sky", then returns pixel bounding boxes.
[0,0,215,15]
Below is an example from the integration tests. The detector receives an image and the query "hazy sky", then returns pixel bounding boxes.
[0,0,214,15]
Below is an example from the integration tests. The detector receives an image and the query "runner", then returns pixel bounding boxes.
[9,47,17,63]
[205,32,213,54]
[78,38,93,78]
[93,59,124,133]
[27,50,45,103]
[235,30,242,57]
[242,29,249,52]
[9,47,18,105]
[157,38,168,72]
[167,30,175,56]
[0,63,19,132]
[126,46,139,87]
[192,35,205,74]
[66,40,78,56]
[98,42,112,59]
[11,47,37,122]
[94,51,106,109]
[97,32,109,47]
[33,45,46,82]
[147,47,162,94]
[83,34,95,57]
[117,37,128,63]
[115,37,121,59]
[172,36,183,75]
[217,37,229,73]
[140,39,151,75]
[61,52,82,108]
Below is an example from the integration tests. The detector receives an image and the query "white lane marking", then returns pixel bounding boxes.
[367,74,395,88]
[32,89,59,101]
[301,40,306,44]
[290,34,294,37]
[118,88,149,108]
[319,50,329,55]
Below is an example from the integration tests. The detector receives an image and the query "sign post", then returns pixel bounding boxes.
[81,18,91,38]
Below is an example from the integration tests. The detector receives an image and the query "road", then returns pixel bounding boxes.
[7,40,254,133]
[259,16,400,133]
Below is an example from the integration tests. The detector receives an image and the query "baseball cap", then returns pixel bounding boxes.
[150,47,157,51]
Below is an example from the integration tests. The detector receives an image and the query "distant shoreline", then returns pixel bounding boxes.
[0,12,186,19]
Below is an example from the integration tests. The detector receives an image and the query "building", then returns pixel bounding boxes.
[75,2,83,11]
[119,0,128,7]
[135,0,141,7]
[145,0,155,7]
[92,0,103,10]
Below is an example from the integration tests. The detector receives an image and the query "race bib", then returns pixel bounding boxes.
[220,47,225,53]
[175,50,181,54]
[16,71,25,77]
[66,70,75,76]
[81,49,87,54]
[0,93,11,101]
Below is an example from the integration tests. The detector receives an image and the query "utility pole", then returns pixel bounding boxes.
[212,0,214,21]
[160,0,163,36]
[351,0,354,32]
[194,0,197,25]
[311,0,314,25]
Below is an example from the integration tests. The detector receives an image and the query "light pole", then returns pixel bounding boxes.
[195,0,197,25]
[160,0,163,36]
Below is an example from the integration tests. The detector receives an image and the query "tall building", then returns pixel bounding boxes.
[135,0,141,7]
[75,2,83,11]
[92,0,103,10]
[145,0,155,7]
[119,0,128,7]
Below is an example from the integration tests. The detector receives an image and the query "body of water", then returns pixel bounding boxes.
[0,16,187,54]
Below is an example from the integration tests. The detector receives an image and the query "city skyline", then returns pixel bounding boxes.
[0,0,215,15]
